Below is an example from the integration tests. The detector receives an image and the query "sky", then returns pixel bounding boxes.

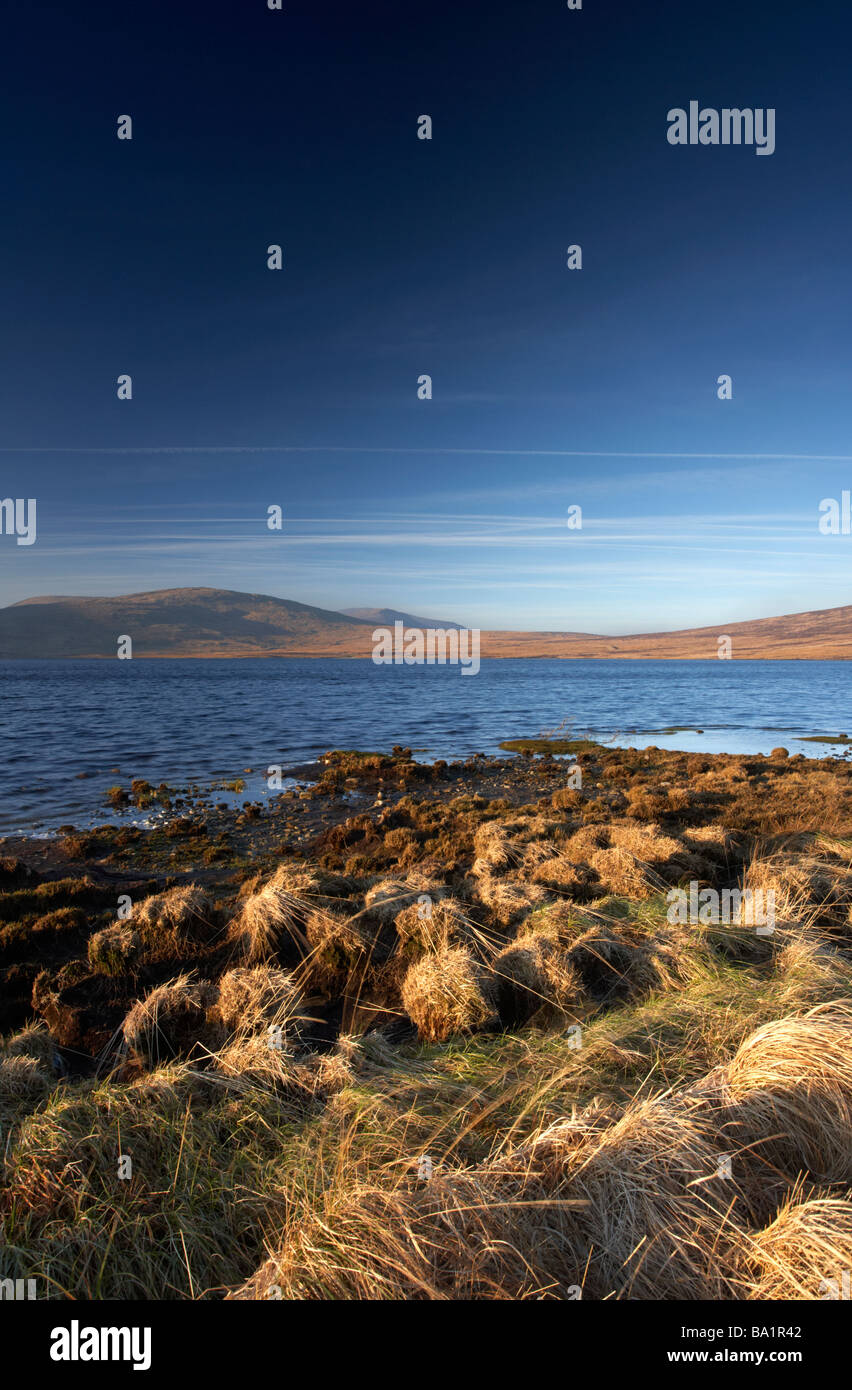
[1,0,851,633]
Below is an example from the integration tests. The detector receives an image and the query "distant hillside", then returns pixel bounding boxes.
[0,588,374,658]
[0,588,850,658]
[340,607,463,630]
[479,604,852,660]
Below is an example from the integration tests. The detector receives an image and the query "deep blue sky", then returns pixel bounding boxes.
[1,0,851,631]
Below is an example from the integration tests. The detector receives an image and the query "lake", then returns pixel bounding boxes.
[0,658,849,835]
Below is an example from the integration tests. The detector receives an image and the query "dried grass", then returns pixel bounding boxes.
[121,973,215,1064]
[719,1003,852,1189]
[88,922,141,975]
[540,1099,748,1299]
[228,863,355,965]
[214,965,301,1036]
[490,935,582,1025]
[364,872,445,924]
[474,872,550,926]
[0,1054,51,1100]
[401,946,498,1042]
[743,1186,852,1299]
[132,885,216,958]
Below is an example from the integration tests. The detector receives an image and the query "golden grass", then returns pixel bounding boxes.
[742,1186,852,1298]
[474,871,550,925]
[230,992,852,1300]
[720,1003,852,1191]
[393,894,479,952]
[214,965,301,1036]
[88,922,141,975]
[490,934,582,1025]
[121,973,215,1065]
[364,872,444,924]
[742,847,852,929]
[228,863,355,965]
[5,912,852,1299]
[132,885,215,958]
[0,1063,294,1297]
[540,1098,747,1299]
[401,947,498,1042]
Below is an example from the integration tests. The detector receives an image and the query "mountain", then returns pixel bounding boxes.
[340,607,464,630]
[0,588,375,658]
[0,587,849,658]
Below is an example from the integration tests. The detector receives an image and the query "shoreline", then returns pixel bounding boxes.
[5,724,852,841]
[6,728,850,834]
[2,741,850,998]
[2,650,852,661]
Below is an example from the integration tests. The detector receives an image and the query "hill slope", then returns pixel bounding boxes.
[481,603,852,659]
[0,588,373,657]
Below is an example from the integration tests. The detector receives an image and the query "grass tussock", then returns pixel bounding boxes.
[720,1003,852,1192]
[0,1052,51,1101]
[227,863,353,965]
[364,872,445,924]
[231,996,852,1300]
[131,885,216,959]
[88,922,141,976]
[401,947,498,1042]
[742,1187,852,1299]
[213,965,302,1037]
[490,934,583,1026]
[121,974,216,1065]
